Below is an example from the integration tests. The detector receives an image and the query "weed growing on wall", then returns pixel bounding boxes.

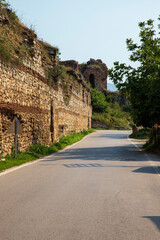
[0,38,12,63]
[0,5,59,66]
[0,6,35,65]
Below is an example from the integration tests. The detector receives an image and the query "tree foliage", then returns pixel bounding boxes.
[109,17,160,127]
[91,88,108,112]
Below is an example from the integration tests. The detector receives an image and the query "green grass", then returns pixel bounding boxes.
[129,128,150,139]
[130,127,160,154]
[0,129,94,172]
[143,133,160,153]
[143,142,156,152]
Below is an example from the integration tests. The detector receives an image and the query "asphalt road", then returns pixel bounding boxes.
[0,130,160,240]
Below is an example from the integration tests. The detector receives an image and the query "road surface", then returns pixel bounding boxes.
[0,130,160,240]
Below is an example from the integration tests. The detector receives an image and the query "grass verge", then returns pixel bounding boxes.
[0,129,94,172]
[129,128,150,139]
[143,142,157,153]
[143,135,160,154]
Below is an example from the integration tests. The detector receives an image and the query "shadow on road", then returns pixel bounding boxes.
[39,137,160,173]
[133,166,160,174]
[92,133,129,139]
[142,216,160,231]
[40,145,144,162]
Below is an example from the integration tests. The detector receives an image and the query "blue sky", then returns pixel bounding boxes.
[8,0,160,83]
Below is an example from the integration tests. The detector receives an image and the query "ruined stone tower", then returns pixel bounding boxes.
[80,59,108,92]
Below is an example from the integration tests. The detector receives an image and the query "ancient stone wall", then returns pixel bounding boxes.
[0,7,92,156]
[0,51,92,156]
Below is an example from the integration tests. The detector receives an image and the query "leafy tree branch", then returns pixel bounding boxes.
[109,17,160,127]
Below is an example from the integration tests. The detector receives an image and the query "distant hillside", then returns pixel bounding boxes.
[107,83,117,91]
[91,88,133,129]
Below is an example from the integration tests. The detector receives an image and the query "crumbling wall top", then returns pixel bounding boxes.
[79,59,108,92]
[60,60,79,71]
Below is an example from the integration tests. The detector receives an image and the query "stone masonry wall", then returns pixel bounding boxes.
[0,50,92,156]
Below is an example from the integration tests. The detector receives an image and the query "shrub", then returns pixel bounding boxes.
[91,88,108,112]
[106,94,115,103]
[29,144,50,156]
[130,128,150,139]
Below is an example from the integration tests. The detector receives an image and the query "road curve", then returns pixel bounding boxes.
[0,130,160,240]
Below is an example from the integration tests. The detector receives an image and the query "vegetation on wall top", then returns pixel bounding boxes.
[0,2,59,66]
[0,0,10,8]
[79,60,107,74]
[0,4,35,65]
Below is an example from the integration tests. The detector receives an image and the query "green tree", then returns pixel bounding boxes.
[109,17,160,127]
[91,88,108,113]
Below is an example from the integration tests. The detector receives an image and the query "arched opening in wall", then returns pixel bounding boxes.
[89,74,95,88]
